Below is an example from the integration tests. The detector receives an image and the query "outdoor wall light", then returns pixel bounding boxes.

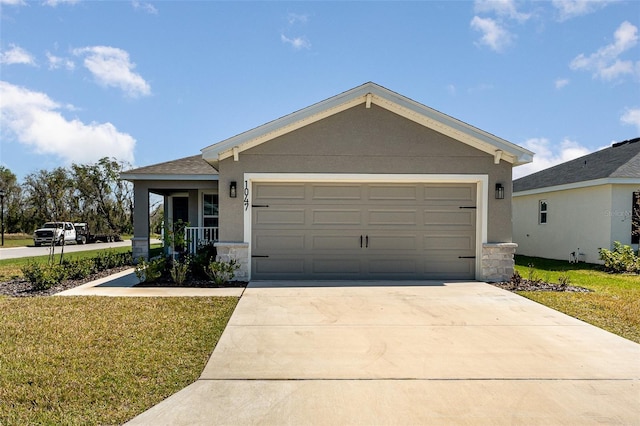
[230,181,237,198]
[495,183,505,200]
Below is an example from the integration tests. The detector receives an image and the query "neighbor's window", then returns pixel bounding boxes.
[203,193,219,227]
[632,192,640,244]
[539,200,548,224]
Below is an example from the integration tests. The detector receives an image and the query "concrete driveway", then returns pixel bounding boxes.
[128,281,640,425]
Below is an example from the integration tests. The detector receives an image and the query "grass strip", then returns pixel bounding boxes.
[514,255,640,343]
[0,296,238,425]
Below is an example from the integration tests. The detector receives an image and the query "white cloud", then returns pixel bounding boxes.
[287,13,308,25]
[46,52,75,70]
[470,16,513,52]
[0,0,26,5]
[555,78,570,89]
[43,0,80,6]
[570,21,639,81]
[513,137,592,178]
[132,0,158,15]
[552,0,616,21]
[0,81,135,165]
[73,46,151,97]
[280,34,311,50]
[0,44,36,66]
[474,0,531,22]
[621,107,640,133]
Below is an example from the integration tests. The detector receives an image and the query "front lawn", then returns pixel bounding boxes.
[0,296,238,425]
[514,255,640,343]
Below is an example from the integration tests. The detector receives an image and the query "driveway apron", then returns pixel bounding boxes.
[127,281,640,425]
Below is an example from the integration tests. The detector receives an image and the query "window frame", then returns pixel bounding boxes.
[539,200,548,225]
[201,192,219,228]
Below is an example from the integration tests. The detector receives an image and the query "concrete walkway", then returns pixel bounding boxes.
[56,268,245,297]
[127,281,640,425]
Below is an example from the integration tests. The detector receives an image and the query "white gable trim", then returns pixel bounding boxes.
[201,83,533,167]
[513,177,640,197]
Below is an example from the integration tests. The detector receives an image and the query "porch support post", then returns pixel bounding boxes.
[132,183,150,261]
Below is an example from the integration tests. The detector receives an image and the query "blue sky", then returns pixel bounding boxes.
[1,0,639,181]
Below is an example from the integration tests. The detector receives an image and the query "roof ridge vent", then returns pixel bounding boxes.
[612,137,640,148]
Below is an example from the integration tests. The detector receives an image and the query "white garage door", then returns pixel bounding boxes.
[251,182,476,280]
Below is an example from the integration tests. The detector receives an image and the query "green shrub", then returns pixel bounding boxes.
[135,257,165,283]
[21,262,67,290]
[191,243,217,279]
[205,259,239,286]
[62,258,96,280]
[170,258,190,285]
[599,242,639,273]
[94,250,133,272]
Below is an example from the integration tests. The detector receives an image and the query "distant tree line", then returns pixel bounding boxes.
[0,157,134,235]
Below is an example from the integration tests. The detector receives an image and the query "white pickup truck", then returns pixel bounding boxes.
[33,222,77,247]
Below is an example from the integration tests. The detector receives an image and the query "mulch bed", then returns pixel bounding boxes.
[491,279,591,293]
[134,277,247,289]
[0,266,133,298]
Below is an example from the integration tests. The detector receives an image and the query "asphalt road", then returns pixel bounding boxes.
[0,240,160,260]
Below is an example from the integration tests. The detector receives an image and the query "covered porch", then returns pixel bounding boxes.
[121,155,219,260]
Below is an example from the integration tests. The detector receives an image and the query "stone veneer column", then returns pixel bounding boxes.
[131,237,149,262]
[481,243,518,282]
[214,242,249,282]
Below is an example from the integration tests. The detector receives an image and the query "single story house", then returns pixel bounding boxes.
[513,137,640,264]
[122,82,533,282]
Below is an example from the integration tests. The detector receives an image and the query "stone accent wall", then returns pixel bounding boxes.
[131,237,149,262]
[214,242,249,282]
[481,243,518,282]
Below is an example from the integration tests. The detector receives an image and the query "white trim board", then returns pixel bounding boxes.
[513,177,640,197]
[242,173,489,280]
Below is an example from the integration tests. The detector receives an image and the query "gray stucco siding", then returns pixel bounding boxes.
[217,104,512,243]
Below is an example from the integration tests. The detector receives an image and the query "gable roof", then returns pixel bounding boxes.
[201,82,533,168]
[121,154,218,181]
[513,137,640,194]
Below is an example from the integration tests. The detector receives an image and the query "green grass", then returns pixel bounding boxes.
[514,255,640,343]
[0,233,32,248]
[0,296,238,425]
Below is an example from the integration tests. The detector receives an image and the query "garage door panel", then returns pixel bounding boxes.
[255,234,305,251]
[368,185,417,201]
[311,184,362,200]
[254,184,306,201]
[367,209,417,226]
[366,234,417,251]
[311,235,361,250]
[312,209,361,225]
[255,209,305,226]
[312,258,363,274]
[423,185,475,202]
[423,209,475,226]
[424,235,475,251]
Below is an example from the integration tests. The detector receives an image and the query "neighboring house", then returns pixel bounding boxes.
[513,137,640,264]
[122,82,533,282]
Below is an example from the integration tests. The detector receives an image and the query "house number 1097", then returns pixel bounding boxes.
[244,180,249,211]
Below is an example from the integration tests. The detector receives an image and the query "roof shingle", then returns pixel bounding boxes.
[122,154,218,177]
[513,137,640,193]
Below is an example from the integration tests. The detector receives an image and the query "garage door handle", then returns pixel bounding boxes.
[458,256,476,259]
[252,255,269,258]
[360,235,363,248]
[365,235,369,248]
[459,206,477,209]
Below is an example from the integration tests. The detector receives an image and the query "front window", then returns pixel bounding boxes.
[539,200,548,224]
[203,193,219,227]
